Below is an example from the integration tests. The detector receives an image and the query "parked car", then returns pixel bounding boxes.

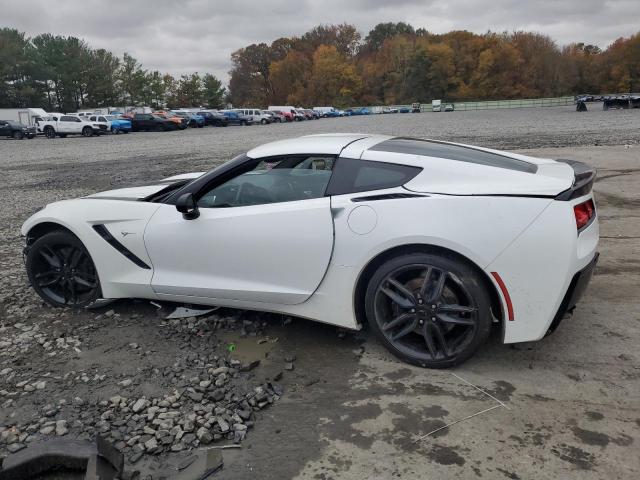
[444,104,455,112]
[323,110,341,118]
[172,111,205,128]
[21,134,599,368]
[88,114,132,134]
[131,113,178,132]
[235,109,272,125]
[268,106,298,121]
[221,111,253,126]
[271,110,293,122]
[263,110,285,123]
[40,114,106,138]
[154,111,189,130]
[292,109,307,121]
[350,107,372,115]
[411,103,421,113]
[399,106,411,113]
[197,111,229,127]
[314,106,336,117]
[303,109,320,119]
[0,120,35,139]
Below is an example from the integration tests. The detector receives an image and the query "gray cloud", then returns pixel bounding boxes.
[2,0,638,82]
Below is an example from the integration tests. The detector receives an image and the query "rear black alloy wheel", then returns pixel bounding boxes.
[13,131,24,140]
[26,231,101,308]
[82,126,93,137]
[365,253,492,368]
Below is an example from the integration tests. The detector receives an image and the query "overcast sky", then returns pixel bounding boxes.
[3,0,639,82]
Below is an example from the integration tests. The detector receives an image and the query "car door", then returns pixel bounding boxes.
[144,154,336,305]
[0,121,9,137]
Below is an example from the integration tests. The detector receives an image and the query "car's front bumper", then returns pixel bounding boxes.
[546,251,599,335]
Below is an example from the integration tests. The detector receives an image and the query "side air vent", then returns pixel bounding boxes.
[351,193,427,202]
[92,224,151,269]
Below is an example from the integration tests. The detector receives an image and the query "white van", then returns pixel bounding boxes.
[235,108,272,124]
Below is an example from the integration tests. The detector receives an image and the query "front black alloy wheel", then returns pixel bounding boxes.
[365,253,492,368]
[26,231,101,308]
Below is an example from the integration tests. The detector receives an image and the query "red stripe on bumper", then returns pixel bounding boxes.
[491,272,514,321]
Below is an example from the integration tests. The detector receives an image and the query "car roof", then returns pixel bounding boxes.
[246,134,390,158]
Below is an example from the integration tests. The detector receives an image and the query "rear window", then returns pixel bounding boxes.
[369,137,537,173]
[325,158,421,195]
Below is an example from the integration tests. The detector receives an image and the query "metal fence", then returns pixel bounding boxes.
[450,96,575,111]
[370,96,576,113]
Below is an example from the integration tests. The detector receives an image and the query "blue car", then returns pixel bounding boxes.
[89,114,132,134]
[349,107,371,115]
[172,111,205,128]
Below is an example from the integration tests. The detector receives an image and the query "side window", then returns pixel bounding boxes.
[60,116,74,122]
[325,158,421,195]
[99,116,106,122]
[198,155,335,208]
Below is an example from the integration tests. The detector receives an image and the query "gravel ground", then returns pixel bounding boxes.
[0,106,639,479]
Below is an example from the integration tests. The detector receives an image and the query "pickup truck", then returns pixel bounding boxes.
[40,115,107,138]
[0,120,35,139]
[88,114,132,134]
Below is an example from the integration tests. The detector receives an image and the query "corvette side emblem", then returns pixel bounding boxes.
[121,231,134,237]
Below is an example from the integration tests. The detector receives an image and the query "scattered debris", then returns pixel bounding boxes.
[413,373,510,442]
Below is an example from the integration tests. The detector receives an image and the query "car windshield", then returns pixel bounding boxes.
[104,115,118,121]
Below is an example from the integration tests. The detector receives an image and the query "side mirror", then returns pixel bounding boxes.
[176,193,200,220]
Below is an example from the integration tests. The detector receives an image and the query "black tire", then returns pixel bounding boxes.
[261,119,267,125]
[13,131,24,140]
[82,127,93,137]
[365,252,492,368]
[26,231,101,308]
[44,126,56,139]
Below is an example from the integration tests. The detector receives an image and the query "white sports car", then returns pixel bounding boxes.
[22,134,599,367]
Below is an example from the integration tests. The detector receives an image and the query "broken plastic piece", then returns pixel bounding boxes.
[165,305,218,319]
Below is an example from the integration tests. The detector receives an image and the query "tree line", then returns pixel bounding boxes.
[0,28,226,111]
[228,23,640,107]
[1,24,638,111]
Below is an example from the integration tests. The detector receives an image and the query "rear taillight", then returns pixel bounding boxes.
[574,199,595,230]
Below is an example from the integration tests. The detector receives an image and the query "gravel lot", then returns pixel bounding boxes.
[0,106,639,479]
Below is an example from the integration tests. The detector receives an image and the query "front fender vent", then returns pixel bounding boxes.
[92,224,151,270]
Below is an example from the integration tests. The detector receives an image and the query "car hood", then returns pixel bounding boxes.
[85,172,205,201]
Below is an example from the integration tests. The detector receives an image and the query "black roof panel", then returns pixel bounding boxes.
[369,137,538,173]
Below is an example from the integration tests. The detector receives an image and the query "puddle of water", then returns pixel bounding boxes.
[218,332,278,364]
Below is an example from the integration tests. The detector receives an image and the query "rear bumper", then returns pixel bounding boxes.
[547,252,599,335]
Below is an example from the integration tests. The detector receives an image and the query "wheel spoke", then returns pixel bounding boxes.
[39,246,61,268]
[419,266,433,298]
[383,313,414,331]
[430,322,450,357]
[437,313,475,326]
[35,271,62,287]
[438,304,477,314]
[380,285,415,309]
[426,270,448,303]
[422,324,438,357]
[69,248,84,268]
[73,273,97,288]
[390,317,418,341]
[387,278,416,305]
[68,280,77,304]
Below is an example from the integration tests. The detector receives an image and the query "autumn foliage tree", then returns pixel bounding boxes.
[227,23,640,107]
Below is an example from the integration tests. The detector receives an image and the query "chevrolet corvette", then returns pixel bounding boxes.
[22,134,599,367]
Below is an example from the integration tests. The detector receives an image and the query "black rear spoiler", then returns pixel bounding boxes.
[554,159,596,201]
